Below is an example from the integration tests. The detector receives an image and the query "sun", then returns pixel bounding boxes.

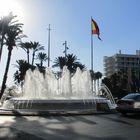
[0,0,23,20]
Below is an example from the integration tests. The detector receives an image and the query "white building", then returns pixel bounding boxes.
[104,50,140,79]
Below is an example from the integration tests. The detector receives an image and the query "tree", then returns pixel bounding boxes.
[110,73,120,89]
[66,54,85,73]
[31,42,44,66]
[36,52,48,67]
[14,60,32,86]
[102,72,129,99]
[0,12,18,61]
[53,56,66,71]
[0,17,23,99]
[102,77,112,88]
[53,54,85,74]
[19,42,32,64]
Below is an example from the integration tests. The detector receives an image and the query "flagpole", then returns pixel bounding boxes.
[91,17,93,71]
[91,17,94,93]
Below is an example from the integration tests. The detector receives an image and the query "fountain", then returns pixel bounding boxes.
[0,66,115,115]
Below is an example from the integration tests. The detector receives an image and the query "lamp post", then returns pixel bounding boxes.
[62,41,69,58]
[47,24,51,67]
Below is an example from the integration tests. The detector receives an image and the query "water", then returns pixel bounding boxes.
[22,66,93,99]
[1,66,115,111]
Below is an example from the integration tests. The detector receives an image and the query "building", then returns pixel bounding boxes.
[104,50,140,78]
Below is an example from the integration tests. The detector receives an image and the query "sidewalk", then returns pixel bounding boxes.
[0,108,117,116]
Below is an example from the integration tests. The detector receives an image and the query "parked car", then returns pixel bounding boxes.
[116,93,140,115]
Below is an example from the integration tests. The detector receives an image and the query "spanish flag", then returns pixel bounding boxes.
[92,18,101,40]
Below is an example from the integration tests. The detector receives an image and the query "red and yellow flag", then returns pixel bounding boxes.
[92,18,101,40]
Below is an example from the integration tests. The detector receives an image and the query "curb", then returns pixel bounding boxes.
[0,109,117,116]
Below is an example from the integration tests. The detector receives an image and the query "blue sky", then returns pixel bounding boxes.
[1,0,140,85]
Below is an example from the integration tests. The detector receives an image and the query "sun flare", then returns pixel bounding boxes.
[0,0,23,20]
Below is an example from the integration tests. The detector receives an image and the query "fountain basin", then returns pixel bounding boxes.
[0,97,114,116]
[0,67,116,115]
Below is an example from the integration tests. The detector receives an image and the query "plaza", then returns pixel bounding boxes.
[0,113,140,140]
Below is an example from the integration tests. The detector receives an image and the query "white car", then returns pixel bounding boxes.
[116,93,140,115]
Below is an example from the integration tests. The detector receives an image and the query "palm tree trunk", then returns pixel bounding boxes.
[97,79,99,95]
[0,35,4,61]
[41,60,43,67]
[94,80,96,94]
[0,48,12,99]
[27,49,29,64]
[32,52,35,65]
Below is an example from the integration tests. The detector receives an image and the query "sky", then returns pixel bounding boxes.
[0,0,140,86]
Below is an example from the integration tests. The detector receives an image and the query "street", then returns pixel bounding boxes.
[0,113,140,140]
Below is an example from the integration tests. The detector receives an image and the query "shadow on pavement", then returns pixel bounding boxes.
[0,113,127,140]
[97,113,133,126]
[121,113,140,120]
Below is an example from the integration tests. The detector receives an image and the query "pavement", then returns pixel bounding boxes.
[0,113,140,140]
[0,108,116,116]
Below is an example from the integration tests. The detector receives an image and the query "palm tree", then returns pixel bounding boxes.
[20,42,32,64]
[36,52,48,67]
[53,56,66,71]
[66,54,85,73]
[14,60,31,86]
[0,12,19,61]
[53,54,85,74]
[0,20,23,99]
[31,42,44,66]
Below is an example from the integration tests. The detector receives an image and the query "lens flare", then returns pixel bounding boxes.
[0,0,23,21]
